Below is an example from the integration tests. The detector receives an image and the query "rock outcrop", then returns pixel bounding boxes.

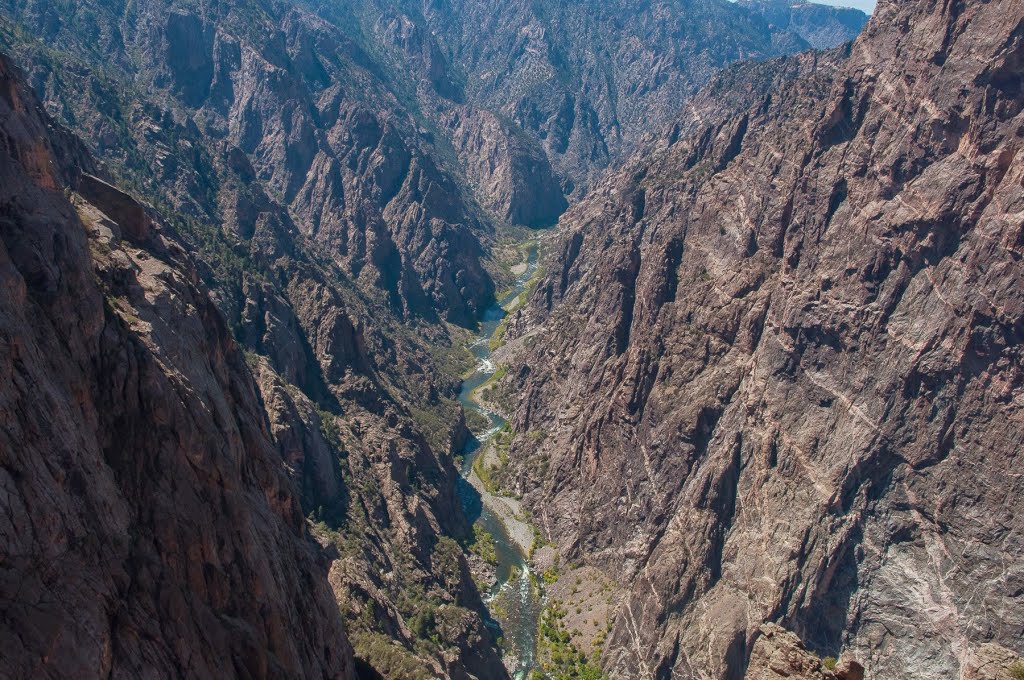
[500,0,1024,677]
[443,105,568,228]
[745,625,863,680]
[4,0,495,326]
[0,53,355,679]
[304,0,865,215]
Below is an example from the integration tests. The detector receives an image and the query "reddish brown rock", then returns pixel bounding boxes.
[0,54,355,679]
[501,0,1024,677]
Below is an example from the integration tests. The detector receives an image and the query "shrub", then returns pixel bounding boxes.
[822,656,838,671]
[1009,661,1024,680]
[537,601,605,679]
[468,522,498,565]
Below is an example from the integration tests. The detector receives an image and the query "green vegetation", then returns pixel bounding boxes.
[473,450,500,494]
[464,408,492,435]
[467,522,499,566]
[475,364,518,414]
[526,510,549,555]
[472,424,517,495]
[822,656,837,671]
[429,329,476,380]
[533,601,605,680]
[537,553,561,586]
[527,429,548,443]
[591,626,609,661]
[106,296,142,327]
[491,265,546,352]
[474,365,509,402]
[351,632,435,680]
[490,315,513,351]
[516,260,545,308]
[242,349,261,370]
[1009,661,1024,680]
[490,239,544,352]
[491,235,540,301]
[316,409,344,452]
[407,395,464,456]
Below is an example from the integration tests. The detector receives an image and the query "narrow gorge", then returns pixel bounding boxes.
[457,242,543,679]
[1,0,1022,679]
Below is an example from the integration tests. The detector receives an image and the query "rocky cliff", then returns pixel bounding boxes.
[739,0,868,50]
[3,0,494,326]
[0,53,355,679]
[499,0,1024,677]
[0,0,511,673]
[399,0,814,198]
[301,0,866,213]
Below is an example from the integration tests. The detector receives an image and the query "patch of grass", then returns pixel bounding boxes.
[473,365,508,402]
[473,424,517,495]
[490,314,512,351]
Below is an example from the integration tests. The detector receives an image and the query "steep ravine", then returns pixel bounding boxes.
[457,244,543,679]
[16,0,1024,679]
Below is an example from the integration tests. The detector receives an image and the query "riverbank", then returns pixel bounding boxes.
[456,238,544,679]
[466,441,534,554]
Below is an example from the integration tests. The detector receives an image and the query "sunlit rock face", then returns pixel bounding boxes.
[499,0,1024,677]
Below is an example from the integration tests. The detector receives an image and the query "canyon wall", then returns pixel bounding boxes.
[0,53,355,680]
[500,0,1024,677]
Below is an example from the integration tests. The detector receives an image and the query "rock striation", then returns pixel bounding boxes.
[500,0,1024,677]
[3,0,494,325]
[745,625,864,680]
[401,0,815,198]
[0,0,911,678]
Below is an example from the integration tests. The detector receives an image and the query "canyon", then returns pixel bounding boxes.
[1,0,1022,679]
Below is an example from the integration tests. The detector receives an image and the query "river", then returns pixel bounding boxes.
[456,242,542,680]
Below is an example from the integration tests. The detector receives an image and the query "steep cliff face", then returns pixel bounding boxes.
[409,0,813,198]
[739,0,868,50]
[317,0,864,214]
[0,0,511,672]
[443,105,568,228]
[2,0,494,326]
[501,0,1024,678]
[0,54,354,679]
